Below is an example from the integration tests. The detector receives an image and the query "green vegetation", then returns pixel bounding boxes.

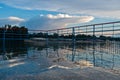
[0,25,28,53]
[0,24,119,41]
[29,32,120,41]
[0,24,28,40]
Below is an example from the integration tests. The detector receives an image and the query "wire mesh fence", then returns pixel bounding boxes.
[0,21,120,70]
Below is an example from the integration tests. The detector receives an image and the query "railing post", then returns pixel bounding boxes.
[46,31,48,57]
[102,24,103,36]
[2,28,7,60]
[57,30,59,41]
[72,27,75,42]
[93,25,96,66]
[113,23,114,37]
[57,29,59,57]
[72,27,76,61]
[3,28,6,54]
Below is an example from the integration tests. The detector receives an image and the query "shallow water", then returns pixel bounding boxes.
[0,40,120,71]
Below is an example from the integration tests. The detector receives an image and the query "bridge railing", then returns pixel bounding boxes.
[26,21,120,56]
[0,21,120,54]
[0,21,120,70]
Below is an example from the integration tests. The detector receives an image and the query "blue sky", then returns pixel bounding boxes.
[0,0,120,30]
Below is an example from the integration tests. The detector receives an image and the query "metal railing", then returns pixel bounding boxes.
[28,21,120,70]
[0,21,120,70]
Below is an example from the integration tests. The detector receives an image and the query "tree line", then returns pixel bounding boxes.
[0,25,28,51]
[29,32,120,41]
[0,24,119,41]
[0,24,28,40]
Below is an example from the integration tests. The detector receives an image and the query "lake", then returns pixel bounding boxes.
[0,40,120,71]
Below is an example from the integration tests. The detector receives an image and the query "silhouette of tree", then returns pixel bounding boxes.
[0,24,28,45]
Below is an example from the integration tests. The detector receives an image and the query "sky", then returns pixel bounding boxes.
[0,0,120,30]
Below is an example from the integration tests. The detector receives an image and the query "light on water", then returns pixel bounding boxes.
[0,41,120,71]
[0,21,120,79]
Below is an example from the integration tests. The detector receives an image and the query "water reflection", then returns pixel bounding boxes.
[64,42,120,69]
[45,40,120,70]
[0,40,28,60]
[0,40,120,71]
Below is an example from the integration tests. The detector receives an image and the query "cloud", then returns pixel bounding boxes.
[46,14,73,19]
[0,0,120,18]
[20,14,94,30]
[8,16,25,22]
[0,16,25,26]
